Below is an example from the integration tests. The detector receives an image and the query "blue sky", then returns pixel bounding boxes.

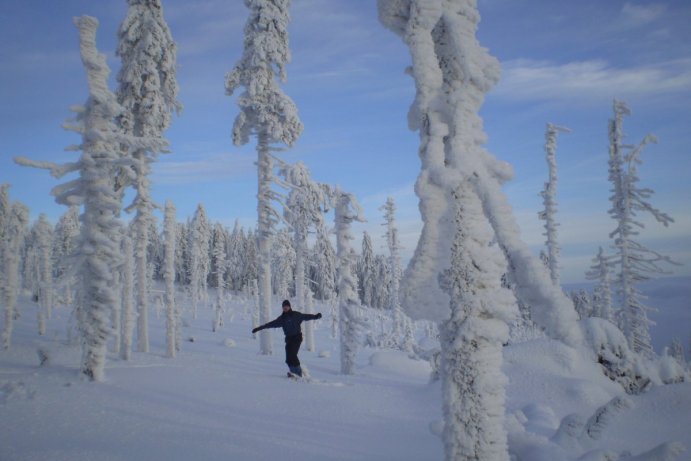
[1,0,689,283]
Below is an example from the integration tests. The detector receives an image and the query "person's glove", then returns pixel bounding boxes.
[315,313,322,319]
[252,327,260,334]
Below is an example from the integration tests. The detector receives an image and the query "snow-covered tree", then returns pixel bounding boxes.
[1,200,29,349]
[357,231,376,307]
[381,197,411,351]
[539,123,570,287]
[188,204,211,318]
[607,100,676,356]
[15,16,163,380]
[120,236,135,360]
[667,338,685,365]
[226,0,303,355]
[438,184,517,461]
[271,228,295,300]
[280,161,329,318]
[334,187,366,375]
[586,247,614,322]
[310,225,337,302]
[211,222,226,332]
[163,200,177,357]
[29,214,55,335]
[378,0,582,349]
[117,0,179,354]
[53,206,80,307]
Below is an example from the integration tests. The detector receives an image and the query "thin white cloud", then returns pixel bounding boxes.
[493,58,691,104]
[618,2,667,29]
[152,151,255,185]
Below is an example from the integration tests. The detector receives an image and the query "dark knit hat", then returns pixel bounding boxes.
[282,299,291,308]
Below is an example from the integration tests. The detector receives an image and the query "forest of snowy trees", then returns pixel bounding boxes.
[1,1,689,460]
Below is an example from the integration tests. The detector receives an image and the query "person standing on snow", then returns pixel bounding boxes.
[252,299,322,377]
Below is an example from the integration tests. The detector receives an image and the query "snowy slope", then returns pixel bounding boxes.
[1,288,689,461]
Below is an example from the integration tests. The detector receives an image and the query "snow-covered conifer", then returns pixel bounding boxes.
[15,16,162,379]
[121,236,135,360]
[188,204,211,319]
[378,0,582,348]
[357,231,376,307]
[53,206,80,307]
[438,184,517,461]
[271,229,295,299]
[2,200,30,349]
[381,197,408,349]
[539,123,570,286]
[586,247,614,322]
[163,200,177,357]
[226,0,303,355]
[280,161,329,323]
[334,187,367,375]
[117,0,179,353]
[311,225,337,302]
[30,214,55,335]
[211,222,226,332]
[607,100,676,356]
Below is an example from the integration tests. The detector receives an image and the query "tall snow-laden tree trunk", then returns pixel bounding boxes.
[121,236,135,360]
[226,0,303,355]
[212,222,226,332]
[334,188,366,375]
[256,132,275,354]
[163,200,177,357]
[439,184,517,461]
[539,123,569,287]
[378,0,582,348]
[606,100,675,356]
[1,201,29,350]
[117,0,179,354]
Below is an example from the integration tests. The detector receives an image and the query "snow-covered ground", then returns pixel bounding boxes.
[1,280,689,461]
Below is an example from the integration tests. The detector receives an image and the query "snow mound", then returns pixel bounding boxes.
[368,350,431,378]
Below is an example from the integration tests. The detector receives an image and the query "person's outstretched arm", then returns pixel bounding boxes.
[300,312,322,321]
[252,316,284,334]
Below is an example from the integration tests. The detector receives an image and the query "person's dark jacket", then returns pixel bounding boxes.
[253,310,321,337]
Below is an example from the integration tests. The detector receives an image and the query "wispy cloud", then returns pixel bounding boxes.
[152,151,255,185]
[493,58,691,104]
[617,2,667,29]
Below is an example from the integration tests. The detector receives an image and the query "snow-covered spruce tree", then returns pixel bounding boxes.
[539,123,570,287]
[357,231,376,307]
[0,184,9,293]
[53,206,80,307]
[163,200,177,357]
[117,0,180,353]
[378,0,582,347]
[211,222,226,332]
[30,214,55,335]
[271,228,295,300]
[438,183,518,461]
[280,161,329,341]
[226,220,244,292]
[334,187,367,375]
[15,16,162,380]
[120,236,135,360]
[586,247,614,322]
[380,196,409,350]
[607,100,676,356]
[1,200,30,349]
[188,204,211,319]
[226,0,302,355]
[310,224,337,302]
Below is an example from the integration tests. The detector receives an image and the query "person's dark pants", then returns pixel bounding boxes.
[285,334,303,375]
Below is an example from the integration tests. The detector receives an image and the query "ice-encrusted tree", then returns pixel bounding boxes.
[226,0,303,355]
[438,184,518,461]
[539,123,570,287]
[1,199,30,350]
[334,187,367,375]
[163,200,177,357]
[188,204,211,319]
[586,247,614,322]
[357,231,376,308]
[607,100,676,356]
[378,0,582,349]
[117,0,179,354]
[311,225,337,302]
[120,236,135,360]
[15,16,164,379]
[211,222,226,332]
[281,161,328,344]
[29,214,55,335]
[53,206,80,307]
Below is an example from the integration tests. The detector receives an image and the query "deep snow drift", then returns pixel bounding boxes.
[1,280,689,461]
